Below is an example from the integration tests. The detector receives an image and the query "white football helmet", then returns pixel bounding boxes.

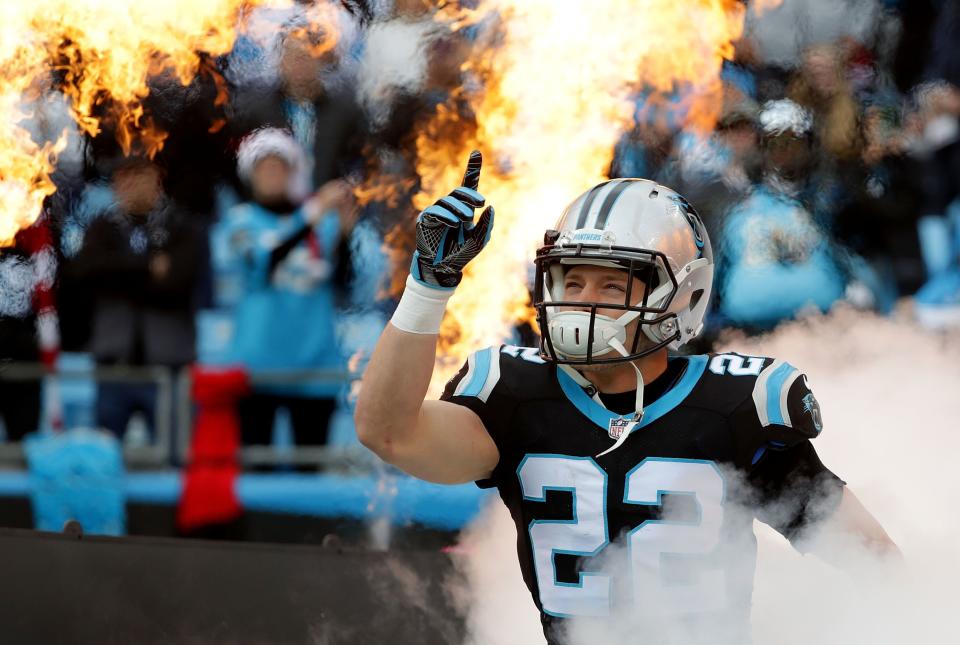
[534,178,714,365]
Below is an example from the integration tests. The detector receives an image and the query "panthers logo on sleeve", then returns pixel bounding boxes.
[705,353,827,467]
[801,389,823,434]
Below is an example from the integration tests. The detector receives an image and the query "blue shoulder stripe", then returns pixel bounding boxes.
[453,347,501,402]
[752,360,801,427]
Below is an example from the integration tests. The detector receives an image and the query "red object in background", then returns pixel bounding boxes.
[176,366,250,533]
[10,217,60,370]
[4,217,62,431]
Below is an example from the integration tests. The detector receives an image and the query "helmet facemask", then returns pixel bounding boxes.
[533,242,684,366]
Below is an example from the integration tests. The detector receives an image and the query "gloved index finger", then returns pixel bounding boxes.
[462,150,482,191]
[450,187,485,208]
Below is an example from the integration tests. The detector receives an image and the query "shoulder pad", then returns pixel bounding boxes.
[447,345,504,403]
[702,352,823,439]
[718,357,824,468]
[751,359,821,436]
[443,345,553,403]
[686,352,771,416]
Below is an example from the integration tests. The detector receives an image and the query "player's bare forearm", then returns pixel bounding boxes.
[355,323,499,484]
[810,488,901,564]
[354,322,436,455]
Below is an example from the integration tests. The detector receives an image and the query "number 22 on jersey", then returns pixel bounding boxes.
[517,455,726,617]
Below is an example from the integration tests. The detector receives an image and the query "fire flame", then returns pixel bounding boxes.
[414,0,778,393]
[0,0,340,247]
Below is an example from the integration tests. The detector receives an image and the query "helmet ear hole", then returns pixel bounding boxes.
[689,289,704,312]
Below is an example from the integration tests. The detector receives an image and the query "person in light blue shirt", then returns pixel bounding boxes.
[223,128,357,447]
[717,186,847,328]
[716,100,848,329]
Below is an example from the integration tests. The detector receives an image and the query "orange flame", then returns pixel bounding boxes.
[0,0,341,247]
[412,0,779,393]
[289,2,343,61]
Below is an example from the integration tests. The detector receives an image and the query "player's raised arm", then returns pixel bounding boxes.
[354,151,498,484]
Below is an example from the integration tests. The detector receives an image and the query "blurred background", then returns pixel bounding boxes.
[0,0,958,554]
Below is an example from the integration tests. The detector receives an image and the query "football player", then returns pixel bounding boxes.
[355,152,896,644]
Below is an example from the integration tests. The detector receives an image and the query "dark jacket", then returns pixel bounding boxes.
[75,203,201,367]
[229,83,364,189]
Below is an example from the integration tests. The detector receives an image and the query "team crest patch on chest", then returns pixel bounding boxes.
[608,417,632,440]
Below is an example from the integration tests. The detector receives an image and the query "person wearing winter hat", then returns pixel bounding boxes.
[221,128,357,453]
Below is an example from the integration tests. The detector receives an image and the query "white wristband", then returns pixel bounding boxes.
[390,275,454,334]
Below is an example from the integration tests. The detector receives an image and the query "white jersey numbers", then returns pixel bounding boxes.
[709,354,765,376]
[501,345,546,364]
[624,458,726,614]
[518,455,726,618]
[518,456,610,617]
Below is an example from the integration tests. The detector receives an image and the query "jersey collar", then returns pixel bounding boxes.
[556,355,708,431]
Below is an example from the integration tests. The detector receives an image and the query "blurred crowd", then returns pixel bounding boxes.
[614,1,960,334]
[1,0,959,456]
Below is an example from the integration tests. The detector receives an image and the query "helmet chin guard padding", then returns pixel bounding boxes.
[534,178,714,365]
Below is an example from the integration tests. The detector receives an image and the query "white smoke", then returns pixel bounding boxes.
[449,305,960,644]
[451,502,547,645]
[733,305,960,645]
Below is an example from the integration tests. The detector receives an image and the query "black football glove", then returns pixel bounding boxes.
[410,150,495,290]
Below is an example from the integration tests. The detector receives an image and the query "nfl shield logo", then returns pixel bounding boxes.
[608,417,631,440]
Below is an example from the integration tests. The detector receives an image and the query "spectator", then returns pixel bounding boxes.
[229,16,363,191]
[907,81,960,327]
[714,100,848,329]
[787,42,865,187]
[833,99,926,307]
[610,104,680,184]
[17,75,87,352]
[671,92,761,243]
[926,0,960,90]
[222,129,357,449]
[712,96,762,194]
[74,158,202,441]
[0,217,59,440]
[357,1,470,147]
[18,74,85,202]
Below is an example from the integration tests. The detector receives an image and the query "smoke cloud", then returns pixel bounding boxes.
[449,306,960,644]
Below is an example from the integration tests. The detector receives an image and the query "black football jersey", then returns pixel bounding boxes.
[441,346,844,645]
